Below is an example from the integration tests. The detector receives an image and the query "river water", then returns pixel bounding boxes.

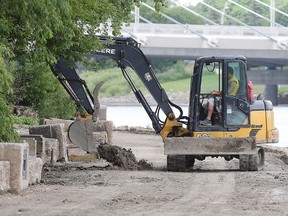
[106,105,288,147]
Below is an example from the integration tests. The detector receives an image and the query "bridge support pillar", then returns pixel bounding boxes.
[264,84,278,106]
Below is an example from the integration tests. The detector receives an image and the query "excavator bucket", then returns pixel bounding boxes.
[68,117,96,153]
[67,81,105,154]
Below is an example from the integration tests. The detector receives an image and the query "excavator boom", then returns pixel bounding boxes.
[52,36,186,134]
[92,36,175,132]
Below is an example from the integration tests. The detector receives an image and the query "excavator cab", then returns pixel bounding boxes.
[189,56,251,135]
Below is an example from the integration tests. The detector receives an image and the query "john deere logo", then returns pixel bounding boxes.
[144,72,152,81]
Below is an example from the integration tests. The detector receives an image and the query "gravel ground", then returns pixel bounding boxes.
[1,131,288,216]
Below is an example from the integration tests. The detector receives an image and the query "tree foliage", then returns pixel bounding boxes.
[0,0,166,65]
[0,46,19,142]
[139,0,204,24]
[194,0,288,26]
[0,0,165,141]
[11,61,75,119]
[275,0,288,26]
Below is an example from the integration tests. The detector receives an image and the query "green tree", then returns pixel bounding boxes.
[0,46,19,142]
[194,0,226,24]
[139,0,204,24]
[225,0,270,26]
[0,0,165,141]
[12,61,75,119]
[275,0,288,27]
[194,0,288,26]
[0,0,166,66]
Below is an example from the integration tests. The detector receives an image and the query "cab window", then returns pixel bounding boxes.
[226,61,249,126]
[227,61,248,100]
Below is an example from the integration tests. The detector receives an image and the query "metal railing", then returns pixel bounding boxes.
[118,1,288,49]
[122,23,288,37]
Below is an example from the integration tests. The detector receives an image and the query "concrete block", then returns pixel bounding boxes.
[45,138,59,164]
[68,147,98,162]
[93,120,113,144]
[0,161,10,193]
[20,137,37,157]
[28,156,43,185]
[21,135,45,159]
[0,143,29,194]
[93,132,108,145]
[40,118,73,132]
[29,124,68,162]
[98,106,107,120]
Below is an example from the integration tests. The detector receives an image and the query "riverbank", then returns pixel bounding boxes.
[100,92,288,106]
[99,92,189,106]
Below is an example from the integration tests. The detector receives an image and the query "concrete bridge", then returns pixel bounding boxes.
[120,23,288,104]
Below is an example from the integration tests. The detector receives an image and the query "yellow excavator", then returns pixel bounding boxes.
[51,36,279,171]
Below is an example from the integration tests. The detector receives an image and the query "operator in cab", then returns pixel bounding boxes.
[200,66,239,126]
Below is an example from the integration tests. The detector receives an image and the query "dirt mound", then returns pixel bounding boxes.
[97,144,153,170]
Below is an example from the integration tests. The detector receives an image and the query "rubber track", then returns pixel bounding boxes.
[167,155,195,172]
[239,154,258,171]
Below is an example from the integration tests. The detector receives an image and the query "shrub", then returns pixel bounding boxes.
[0,51,19,142]
[12,61,75,119]
[12,115,39,126]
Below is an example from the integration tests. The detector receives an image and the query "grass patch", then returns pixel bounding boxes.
[79,67,288,97]
[12,115,39,126]
[279,85,288,94]
[161,78,191,92]
[79,67,145,97]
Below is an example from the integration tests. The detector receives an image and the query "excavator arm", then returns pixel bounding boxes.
[51,60,94,115]
[52,36,188,134]
[92,36,174,132]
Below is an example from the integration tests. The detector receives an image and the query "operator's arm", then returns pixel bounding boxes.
[210,90,222,96]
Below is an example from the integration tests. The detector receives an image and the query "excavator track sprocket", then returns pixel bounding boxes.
[167,155,195,172]
[239,147,265,171]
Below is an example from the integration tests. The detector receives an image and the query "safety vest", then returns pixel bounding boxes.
[228,76,239,96]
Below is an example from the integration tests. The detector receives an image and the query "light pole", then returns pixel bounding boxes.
[270,0,275,27]
[221,1,229,25]
[134,6,139,24]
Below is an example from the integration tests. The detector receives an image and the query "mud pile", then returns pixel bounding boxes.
[97,144,153,170]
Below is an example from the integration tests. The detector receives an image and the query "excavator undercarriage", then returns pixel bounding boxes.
[164,136,265,171]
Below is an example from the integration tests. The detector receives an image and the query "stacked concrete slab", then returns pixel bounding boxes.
[0,161,10,192]
[44,138,59,164]
[0,107,113,194]
[40,118,73,131]
[19,136,44,185]
[29,124,68,162]
[28,157,43,184]
[20,135,44,158]
[93,120,113,145]
[40,109,113,160]
[0,143,29,194]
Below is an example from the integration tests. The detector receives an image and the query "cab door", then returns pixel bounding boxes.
[223,60,250,134]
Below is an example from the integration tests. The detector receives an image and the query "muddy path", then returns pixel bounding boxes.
[1,131,288,216]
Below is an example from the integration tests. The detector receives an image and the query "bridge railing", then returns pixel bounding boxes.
[122,23,288,37]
